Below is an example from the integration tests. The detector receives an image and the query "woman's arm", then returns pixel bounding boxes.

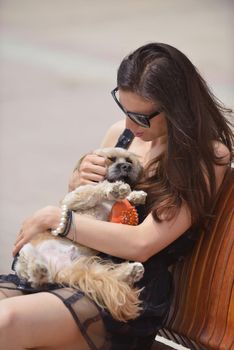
[66,202,192,262]
[63,146,231,262]
[13,141,230,261]
[13,201,192,262]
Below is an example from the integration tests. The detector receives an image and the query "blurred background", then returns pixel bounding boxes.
[0,0,233,274]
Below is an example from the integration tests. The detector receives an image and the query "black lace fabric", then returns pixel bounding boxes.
[0,280,24,299]
[50,288,112,350]
[0,275,112,350]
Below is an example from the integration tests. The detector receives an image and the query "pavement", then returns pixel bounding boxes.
[0,1,233,348]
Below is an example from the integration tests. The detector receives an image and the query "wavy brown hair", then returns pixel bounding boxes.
[117,43,233,226]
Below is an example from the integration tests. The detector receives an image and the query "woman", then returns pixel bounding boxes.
[0,43,233,350]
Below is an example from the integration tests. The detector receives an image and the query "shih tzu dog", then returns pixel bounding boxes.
[15,147,147,322]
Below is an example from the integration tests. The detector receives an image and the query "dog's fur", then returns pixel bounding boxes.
[15,147,147,322]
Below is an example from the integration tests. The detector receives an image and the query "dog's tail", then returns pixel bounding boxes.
[56,256,143,322]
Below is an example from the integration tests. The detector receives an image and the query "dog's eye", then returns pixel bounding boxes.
[108,157,117,162]
[126,157,133,164]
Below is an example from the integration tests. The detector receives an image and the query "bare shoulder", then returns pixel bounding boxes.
[213,141,231,163]
[213,141,231,165]
[213,141,231,191]
[100,120,125,147]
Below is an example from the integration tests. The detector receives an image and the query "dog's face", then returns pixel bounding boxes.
[94,147,143,187]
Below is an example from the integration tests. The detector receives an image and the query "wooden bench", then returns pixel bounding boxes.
[152,167,234,350]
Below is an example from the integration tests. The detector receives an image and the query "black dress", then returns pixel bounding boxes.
[0,129,198,349]
[0,202,198,350]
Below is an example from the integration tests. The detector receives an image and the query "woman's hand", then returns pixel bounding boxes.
[68,153,107,191]
[13,206,61,256]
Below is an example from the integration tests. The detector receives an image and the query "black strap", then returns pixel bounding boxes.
[0,273,63,293]
[115,129,134,149]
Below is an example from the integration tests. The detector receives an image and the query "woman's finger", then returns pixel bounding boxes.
[15,230,24,244]
[82,155,106,171]
[13,239,25,256]
[91,164,107,176]
[14,236,22,245]
[16,228,23,236]
[88,154,106,167]
[81,162,106,176]
[81,172,105,183]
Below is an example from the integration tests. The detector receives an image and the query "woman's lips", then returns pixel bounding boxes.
[135,132,144,137]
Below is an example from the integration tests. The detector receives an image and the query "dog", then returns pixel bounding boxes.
[15,147,147,322]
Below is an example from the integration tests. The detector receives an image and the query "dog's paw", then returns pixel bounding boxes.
[128,262,144,284]
[106,182,131,200]
[127,190,147,205]
[15,255,30,280]
[28,262,50,287]
[15,244,37,279]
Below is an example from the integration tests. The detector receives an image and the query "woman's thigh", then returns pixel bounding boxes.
[0,292,95,350]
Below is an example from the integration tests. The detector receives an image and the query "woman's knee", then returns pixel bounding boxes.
[0,299,23,336]
[0,305,13,346]
[0,302,25,349]
[0,300,19,332]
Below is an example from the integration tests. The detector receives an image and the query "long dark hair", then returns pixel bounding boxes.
[117,43,233,225]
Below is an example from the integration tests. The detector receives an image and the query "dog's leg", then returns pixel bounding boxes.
[62,182,109,210]
[15,244,50,287]
[111,261,145,286]
[103,181,131,201]
[62,180,131,210]
[55,256,143,322]
[26,260,50,287]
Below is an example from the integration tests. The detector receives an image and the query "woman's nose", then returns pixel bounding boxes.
[125,117,140,133]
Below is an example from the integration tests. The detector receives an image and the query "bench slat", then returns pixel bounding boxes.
[157,168,234,350]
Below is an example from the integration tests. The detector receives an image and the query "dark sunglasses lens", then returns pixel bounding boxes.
[128,113,150,128]
[112,88,150,127]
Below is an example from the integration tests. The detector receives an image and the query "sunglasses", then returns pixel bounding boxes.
[111,87,161,128]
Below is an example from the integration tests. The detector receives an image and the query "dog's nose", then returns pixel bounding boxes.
[120,163,132,172]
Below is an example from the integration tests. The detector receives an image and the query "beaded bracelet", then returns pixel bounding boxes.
[51,204,73,237]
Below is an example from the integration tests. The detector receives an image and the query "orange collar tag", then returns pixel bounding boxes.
[109,199,139,226]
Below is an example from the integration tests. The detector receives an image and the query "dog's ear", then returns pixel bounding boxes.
[94,147,114,157]
[105,157,115,167]
[94,148,116,167]
[137,166,144,182]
